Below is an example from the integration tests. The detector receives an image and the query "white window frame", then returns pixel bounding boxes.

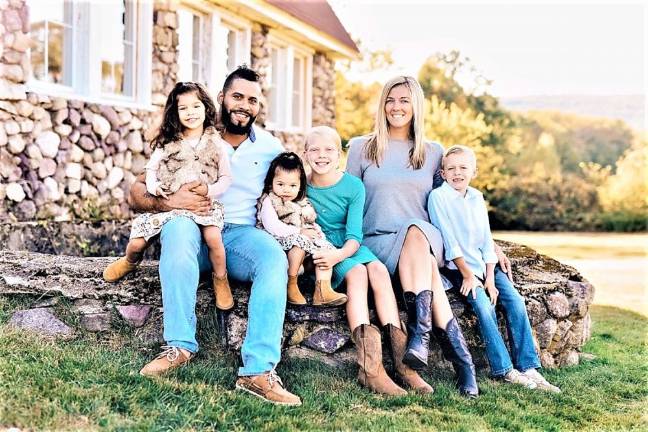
[25,0,153,109]
[208,10,251,95]
[177,5,208,84]
[265,32,313,133]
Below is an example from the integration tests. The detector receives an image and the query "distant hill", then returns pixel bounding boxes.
[500,94,645,131]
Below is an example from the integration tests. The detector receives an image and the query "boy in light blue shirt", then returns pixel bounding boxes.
[428,145,560,392]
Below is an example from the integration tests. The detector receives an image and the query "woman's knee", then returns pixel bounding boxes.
[404,225,429,248]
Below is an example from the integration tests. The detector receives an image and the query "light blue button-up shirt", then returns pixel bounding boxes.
[220,125,284,225]
[428,181,498,279]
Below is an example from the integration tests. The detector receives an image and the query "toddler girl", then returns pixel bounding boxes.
[256,152,347,307]
[103,81,235,311]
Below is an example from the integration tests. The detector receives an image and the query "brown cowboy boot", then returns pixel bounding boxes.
[352,324,407,396]
[287,275,307,305]
[139,345,193,377]
[312,279,347,307]
[103,256,138,282]
[213,272,234,311]
[385,323,434,394]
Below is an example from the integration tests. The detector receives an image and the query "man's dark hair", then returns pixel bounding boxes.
[222,65,260,93]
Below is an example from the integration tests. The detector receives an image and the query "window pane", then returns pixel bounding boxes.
[292,57,303,127]
[28,0,73,85]
[192,15,201,81]
[226,30,237,72]
[99,0,134,96]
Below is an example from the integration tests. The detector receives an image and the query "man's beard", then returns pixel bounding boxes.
[221,103,256,135]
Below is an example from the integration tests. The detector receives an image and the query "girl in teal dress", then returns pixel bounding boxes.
[304,126,433,396]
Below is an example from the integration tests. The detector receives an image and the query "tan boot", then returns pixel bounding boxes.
[352,324,407,396]
[139,345,193,377]
[312,279,347,307]
[287,275,307,305]
[385,323,434,394]
[213,272,234,311]
[103,257,138,282]
[235,370,302,406]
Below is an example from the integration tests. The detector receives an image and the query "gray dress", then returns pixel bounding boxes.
[346,136,445,276]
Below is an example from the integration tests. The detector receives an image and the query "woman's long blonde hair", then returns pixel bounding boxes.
[365,76,427,169]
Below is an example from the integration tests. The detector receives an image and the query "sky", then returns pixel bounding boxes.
[329,1,646,98]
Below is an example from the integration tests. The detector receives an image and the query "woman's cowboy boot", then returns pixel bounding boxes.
[287,275,307,305]
[352,324,407,396]
[385,323,434,394]
[433,317,479,398]
[312,279,347,307]
[402,290,433,370]
[213,272,234,311]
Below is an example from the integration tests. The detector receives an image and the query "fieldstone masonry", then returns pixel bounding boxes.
[0,221,595,370]
[1,0,339,222]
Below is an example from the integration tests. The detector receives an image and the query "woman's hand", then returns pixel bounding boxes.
[460,274,480,300]
[494,243,513,283]
[484,276,499,305]
[312,249,342,270]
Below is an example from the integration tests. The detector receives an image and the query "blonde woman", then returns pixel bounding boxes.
[347,76,497,398]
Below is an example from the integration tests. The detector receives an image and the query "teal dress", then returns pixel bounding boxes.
[306,172,378,288]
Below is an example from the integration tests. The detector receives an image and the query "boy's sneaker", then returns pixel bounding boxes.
[236,370,302,406]
[502,369,537,389]
[522,369,561,393]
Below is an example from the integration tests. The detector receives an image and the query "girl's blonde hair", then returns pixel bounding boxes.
[305,125,342,152]
[365,76,427,169]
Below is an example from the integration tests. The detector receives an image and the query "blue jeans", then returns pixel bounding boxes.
[445,266,540,376]
[159,217,288,376]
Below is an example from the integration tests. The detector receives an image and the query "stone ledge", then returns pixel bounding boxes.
[0,239,594,369]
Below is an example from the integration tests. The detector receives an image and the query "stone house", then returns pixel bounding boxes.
[0,0,359,221]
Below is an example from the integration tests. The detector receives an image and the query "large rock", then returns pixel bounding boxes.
[8,307,74,339]
[0,227,596,369]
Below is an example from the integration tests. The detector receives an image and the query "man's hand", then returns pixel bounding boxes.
[166,181,212,216]
[484,276,499,305]
[494,243,513,283]
[155,186,169,200]
[191,182,209,197]
[460,274,480,300]
[312,249,342,270]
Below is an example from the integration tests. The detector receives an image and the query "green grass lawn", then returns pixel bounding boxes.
[0,299,646,431]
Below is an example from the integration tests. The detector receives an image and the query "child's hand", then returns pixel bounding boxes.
[484,276,498,305]
[155,186,170,199]
[191,182,209,196]
[460,274,480,300]
[302,206,317,223]
[300,228,319,240]
[312,249,342,270]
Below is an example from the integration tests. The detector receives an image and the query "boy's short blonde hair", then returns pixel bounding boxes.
[442,144,477,169]
[305,125,342,151]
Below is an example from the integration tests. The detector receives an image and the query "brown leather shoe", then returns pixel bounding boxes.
[139,346,193,377]
[213,272,234,311]
[287,275,307,305]
[385,323,434,394]
[352,324,407,396]
[312,279,347,307]
[235,370,302,406]
[103,257,138,282]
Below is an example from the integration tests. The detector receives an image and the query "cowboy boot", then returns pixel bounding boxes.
[402,290,433,370]
[312,279,347,307]
[352,324,407,396]
[287,275,307,305]
[213,272,234,311]
[385,323,434,394]
[433,317,479,398]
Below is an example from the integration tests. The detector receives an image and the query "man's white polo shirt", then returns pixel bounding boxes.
[220,125,284,225]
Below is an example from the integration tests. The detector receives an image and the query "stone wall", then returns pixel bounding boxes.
[0,0,182,223]
[0,221,595,370]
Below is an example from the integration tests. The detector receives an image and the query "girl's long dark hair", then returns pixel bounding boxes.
[151,81,218,150]
[262,152,308,201]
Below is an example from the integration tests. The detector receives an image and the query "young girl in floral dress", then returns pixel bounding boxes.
[103,81,235,311]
